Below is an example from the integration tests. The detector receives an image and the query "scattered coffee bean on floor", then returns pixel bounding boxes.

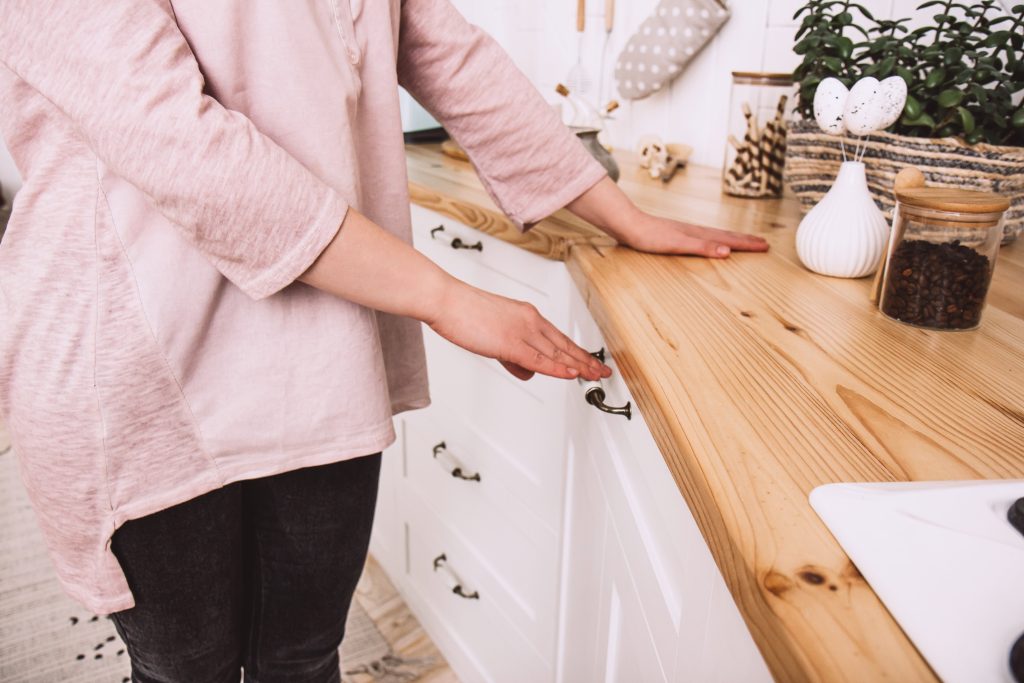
[882,239,992,329]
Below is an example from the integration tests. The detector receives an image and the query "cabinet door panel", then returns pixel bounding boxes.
[410,205,569,329]
[421,327,570,506]
[369,417,404,579]
[598,526,671,683]
[556,442,608,683]
[400,486,553,683]
[403,409,562,656]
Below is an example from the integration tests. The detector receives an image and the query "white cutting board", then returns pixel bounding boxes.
[810,480,1024,683]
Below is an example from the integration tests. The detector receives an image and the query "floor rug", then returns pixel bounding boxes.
[0,433,429,682]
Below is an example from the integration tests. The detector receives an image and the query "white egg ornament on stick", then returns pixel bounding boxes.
[875,76,908,130]
[844,77,883,136]
[843,75,908,161]
[795,75,904,280]
[813,77,849,136]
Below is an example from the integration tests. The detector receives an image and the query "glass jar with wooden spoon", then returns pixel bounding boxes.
[879,188,1010,330]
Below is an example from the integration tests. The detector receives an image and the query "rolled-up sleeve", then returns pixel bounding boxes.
[0,1,349,299]
[397,0,607,230]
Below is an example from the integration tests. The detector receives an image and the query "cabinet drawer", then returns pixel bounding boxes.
[410,205,569,329]
[402,411,561,657]
[403,407,562,538]
[422,328,570,482]
[567,282,720,675]
[400,486,553,682]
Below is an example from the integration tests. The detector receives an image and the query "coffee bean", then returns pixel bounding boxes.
[881,239,992,330]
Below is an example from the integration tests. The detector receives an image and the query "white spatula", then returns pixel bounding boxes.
[566,0,593,97]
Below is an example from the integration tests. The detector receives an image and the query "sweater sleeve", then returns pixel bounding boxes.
[0,1,349,299]
[396,0,608,230]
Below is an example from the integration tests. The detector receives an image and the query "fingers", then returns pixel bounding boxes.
[502,304,610,381]
[525,310,608,380]
[687,224,770,252]
[538,325,611,379]
[509,340,583,380]
[500,361,535,381]
[663,234,735,259]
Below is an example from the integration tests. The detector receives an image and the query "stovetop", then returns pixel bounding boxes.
[811,480,1024,683]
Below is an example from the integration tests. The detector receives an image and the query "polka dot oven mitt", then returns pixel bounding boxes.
[615,0,730,100]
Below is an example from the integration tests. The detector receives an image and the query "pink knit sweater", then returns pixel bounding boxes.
[0,0,605,614]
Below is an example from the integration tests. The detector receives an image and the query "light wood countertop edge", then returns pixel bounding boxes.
[564,243,937,683]
[406,144,1023,682]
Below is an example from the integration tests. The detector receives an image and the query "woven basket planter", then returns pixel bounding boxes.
[783,120,1024,244]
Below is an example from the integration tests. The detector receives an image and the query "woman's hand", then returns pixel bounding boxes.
[568,176,770,257]
[425,281,610,382]
[301,209,609,383]
[614,211,770,258]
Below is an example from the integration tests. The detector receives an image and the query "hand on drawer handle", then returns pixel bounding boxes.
[429,225,483,252]
[589,347,606,363]
[432,442,482,482]
[582,383,632,420]
[433,553,480,600]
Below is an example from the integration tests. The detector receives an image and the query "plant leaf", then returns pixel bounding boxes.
[1013,109,1024,129]
[957,106,976,134]
[837,36,855,59]
[924,67,947,88]
[902,112,937,129]
[904,95,922,120]
[936,89,964,108]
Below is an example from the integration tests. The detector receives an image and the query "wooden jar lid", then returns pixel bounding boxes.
[895,187,1010,214]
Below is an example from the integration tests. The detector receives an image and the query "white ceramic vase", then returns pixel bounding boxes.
[795,161,890,278]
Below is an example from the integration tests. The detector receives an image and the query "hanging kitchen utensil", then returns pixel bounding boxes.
[598,0,615,107]
[614,0,729,101]
[566,0,593,97]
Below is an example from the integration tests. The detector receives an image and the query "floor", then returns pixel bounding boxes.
[351,555,460,683]
[0,416,456,682]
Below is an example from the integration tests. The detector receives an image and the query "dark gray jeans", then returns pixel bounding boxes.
[109,454,382,683]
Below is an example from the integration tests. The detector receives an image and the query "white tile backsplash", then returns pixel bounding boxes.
[446,0,937,169]
[1,0,1009,195]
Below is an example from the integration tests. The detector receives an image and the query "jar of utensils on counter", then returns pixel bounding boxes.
[879,187,1010,330]
[722,72,794,198]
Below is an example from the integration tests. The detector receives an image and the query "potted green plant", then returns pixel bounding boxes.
[783,0,1024,242]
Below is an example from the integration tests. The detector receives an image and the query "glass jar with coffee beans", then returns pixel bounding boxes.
[879,188,1010,331]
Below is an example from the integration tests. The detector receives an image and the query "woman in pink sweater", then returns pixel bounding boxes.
[0,1,767,680]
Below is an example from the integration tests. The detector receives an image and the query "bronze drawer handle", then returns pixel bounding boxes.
[433,553,480,600]
[582,383,632,420]
[430,225,483,252]
[581,349,631,419]
[432,442,481,482]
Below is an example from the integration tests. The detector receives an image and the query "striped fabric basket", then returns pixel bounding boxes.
[784,120,1024,244]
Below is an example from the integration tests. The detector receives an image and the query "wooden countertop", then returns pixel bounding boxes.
[407,143,1024,682]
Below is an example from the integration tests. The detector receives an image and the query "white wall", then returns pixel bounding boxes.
[448,0,1013,168]
[448,0,905,168]
[0,0,1011,198]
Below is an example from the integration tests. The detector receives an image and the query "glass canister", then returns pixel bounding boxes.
[722,72,795,198]
[879,188,1010,330]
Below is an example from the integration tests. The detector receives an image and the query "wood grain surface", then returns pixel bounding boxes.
[407,144,1024,682]
[406,145,615,261]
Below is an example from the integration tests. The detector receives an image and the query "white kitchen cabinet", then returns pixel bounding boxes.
[560,279,772,683]
[372,205,575,683]
[371,206,771,683]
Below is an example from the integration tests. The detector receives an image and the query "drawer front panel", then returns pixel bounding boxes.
[402,411,561,657]
[403,407,562,539]
[422,328,570,485]
[400,486,553,682]
[410,205,567,324]
[567,279,720,673]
